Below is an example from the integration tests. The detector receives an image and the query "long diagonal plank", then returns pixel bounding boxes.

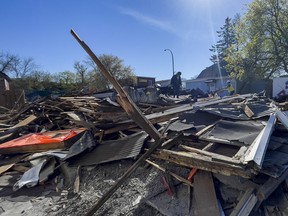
[71,29,161,142]
[71,29,165,215]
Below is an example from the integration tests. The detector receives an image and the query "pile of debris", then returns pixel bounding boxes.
[1,32,288,216]
[0,91,288,215]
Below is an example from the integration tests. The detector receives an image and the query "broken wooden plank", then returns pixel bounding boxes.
[0,114,38,141]
[152,149,254,178]
[243,104,254,118]
[71,29,161,141]
[192,170,220,216]
[12,164,30,173]
[74,165,82,194]
[195,123,215,137]
[145,159,193,187]
[0,163,14,175]
[193,94,254,108]
[199,133,244,147]
[180,144,241,164]
[201,142,215,151]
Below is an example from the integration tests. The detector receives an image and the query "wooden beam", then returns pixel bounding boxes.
[243,104,254,118]
[192,170,220,215]
[152,149,254,178]
[145,159,193,187]
[195,124,215,137]
[180,144,241,164]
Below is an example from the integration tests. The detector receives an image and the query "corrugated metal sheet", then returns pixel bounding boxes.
[209,120,265,145]
[167,120,195,132]
[71,131,148,166]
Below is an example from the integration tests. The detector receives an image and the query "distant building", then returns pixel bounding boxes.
[155,79,170,87]
[0,72,26,110]
[136,76,155,88]
[0,72,11,90]
[186,63,235,96]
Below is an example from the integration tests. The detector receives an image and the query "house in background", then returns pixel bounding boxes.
[186,63,236,97]
[0,72,25,110]
[155,79,170,87]
[136,76,155,88]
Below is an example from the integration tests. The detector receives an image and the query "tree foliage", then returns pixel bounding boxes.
[225,0,288,81]
[1,50,136,95]
[210,16,239,64]
[86,54,136,92]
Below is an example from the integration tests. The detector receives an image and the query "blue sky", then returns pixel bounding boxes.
[0,0,253,81]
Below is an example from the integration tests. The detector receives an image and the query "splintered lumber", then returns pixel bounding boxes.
[0,114,38,141]
[192,170,220,215]
[0,163,14,175]
[195,123,215,137]
[243,104,254,118]
[152,149,254,178]
[11,114,38,129]
[73,165,82,194]
[145,159,193,187]
[71,29,161,141]
[180,144,241,164]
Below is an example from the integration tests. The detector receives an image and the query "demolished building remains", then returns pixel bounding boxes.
[0,31,288,216]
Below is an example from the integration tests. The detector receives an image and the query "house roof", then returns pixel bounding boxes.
[197,63,229,79]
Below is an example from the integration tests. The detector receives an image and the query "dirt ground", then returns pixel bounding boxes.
[0,158,191,216]
[54,159,166,216]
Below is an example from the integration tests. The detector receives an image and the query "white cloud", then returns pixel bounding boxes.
[119,7,179,36]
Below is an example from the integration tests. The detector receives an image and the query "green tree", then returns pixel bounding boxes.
[56,71,77,91]
[10,70,55,91]
[225,0,288,81]
[210,16,238,64]
[86,54,136,92]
